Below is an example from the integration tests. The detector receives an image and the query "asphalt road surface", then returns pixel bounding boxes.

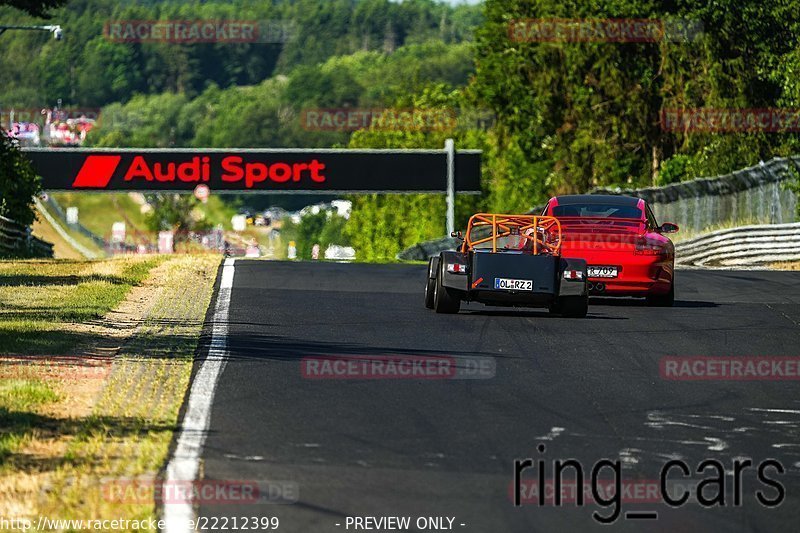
[197,260,800,532]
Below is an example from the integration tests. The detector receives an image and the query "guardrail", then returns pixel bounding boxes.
[399,156,799,262]
[0,213,54,258]
[675,223,800,267]
[43,195,107,250]
[33,198,100,259]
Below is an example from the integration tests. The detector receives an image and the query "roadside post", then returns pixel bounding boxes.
[445,138,455,236]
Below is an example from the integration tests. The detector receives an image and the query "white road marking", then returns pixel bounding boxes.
[748,408,800,415]
[536,427,565,441]
[164,258,235,533]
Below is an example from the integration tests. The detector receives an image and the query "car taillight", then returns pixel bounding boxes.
[563,270,583,280]
[634,238,666,256]
[447,263,468,274]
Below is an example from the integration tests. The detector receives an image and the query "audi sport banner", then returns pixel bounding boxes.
[22,148,481,193]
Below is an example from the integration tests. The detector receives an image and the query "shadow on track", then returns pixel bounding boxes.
[589,297,718,308]
[462,308,626,319]
[223,334,503,363]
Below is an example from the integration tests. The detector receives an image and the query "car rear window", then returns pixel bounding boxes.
[552,204,642,219]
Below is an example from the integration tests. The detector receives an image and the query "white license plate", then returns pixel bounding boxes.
[494,278,533,291]
[588,266,619,278]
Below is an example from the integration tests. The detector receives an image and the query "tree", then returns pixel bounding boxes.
[0,130,41,226]
[144,194,210,234]
[0,0,65,18]
[344,85,486,261]
[471,0,800,194]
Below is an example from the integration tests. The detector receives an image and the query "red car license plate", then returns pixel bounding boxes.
[588,266,618,278]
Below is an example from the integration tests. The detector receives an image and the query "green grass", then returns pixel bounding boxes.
[0,379,58,412]
[30,255,220,524]
[36,200,106,258]
[0,255,220,524]
[198,194,239,228]
[0,380,58,460]
[0,257,162,355]
[52,193,151,239]
[52,192,240,241]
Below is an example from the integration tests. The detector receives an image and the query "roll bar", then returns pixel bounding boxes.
[461,214,562,255]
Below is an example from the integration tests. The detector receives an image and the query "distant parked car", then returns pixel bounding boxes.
[542,194,678,306]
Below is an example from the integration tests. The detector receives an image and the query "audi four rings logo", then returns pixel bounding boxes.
[72,155,327,189]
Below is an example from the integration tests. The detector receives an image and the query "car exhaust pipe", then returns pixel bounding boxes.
[595,282,606,293]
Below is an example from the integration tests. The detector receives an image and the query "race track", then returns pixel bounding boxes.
[194,260,800,532]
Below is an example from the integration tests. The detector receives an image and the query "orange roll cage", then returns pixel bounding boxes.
[461,214,562,255]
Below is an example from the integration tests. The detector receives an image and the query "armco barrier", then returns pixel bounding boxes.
[43,195,107,250]
[399,157,799,261]
[396,236,460,261]
[0,213,53,258]
[675,222,800,267]
[33,198,101,259]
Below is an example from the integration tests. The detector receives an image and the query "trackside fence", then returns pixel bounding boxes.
[399,157,800,262]
[0,213,54,258]
[594,156,798,234]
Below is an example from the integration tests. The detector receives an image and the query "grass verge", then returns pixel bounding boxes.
[0,257,162,355]
[0,254,220,529]
[31,216,83,261]
[35,200,107,259]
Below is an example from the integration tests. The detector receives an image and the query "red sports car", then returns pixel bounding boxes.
[542,194,678,306]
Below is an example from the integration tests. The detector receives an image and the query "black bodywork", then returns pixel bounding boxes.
[425,249,588,316]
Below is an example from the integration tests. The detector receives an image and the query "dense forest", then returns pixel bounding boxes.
[0,0,481,107]
[2,0,800,259]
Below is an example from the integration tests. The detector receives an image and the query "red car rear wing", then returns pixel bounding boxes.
[555,216,646,231]
[462,214,562,255]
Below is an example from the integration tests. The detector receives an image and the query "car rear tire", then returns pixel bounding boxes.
[646,282,675,307]
[424,259,436,309]
[433,264,461,314]
[551,295,588,318]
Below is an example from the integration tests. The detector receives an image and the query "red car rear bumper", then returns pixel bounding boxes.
[562,249,674,296]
